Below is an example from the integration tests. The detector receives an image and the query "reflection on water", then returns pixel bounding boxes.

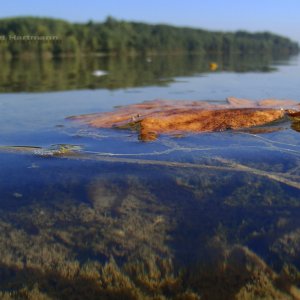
[0,52,289,92]
[0,128,300,299]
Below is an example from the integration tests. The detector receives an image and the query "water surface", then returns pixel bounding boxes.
[0,53,300,299]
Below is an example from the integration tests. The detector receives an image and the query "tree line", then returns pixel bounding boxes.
[0,16,298,58]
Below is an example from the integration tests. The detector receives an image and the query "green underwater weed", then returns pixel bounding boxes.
[0,173,299,299]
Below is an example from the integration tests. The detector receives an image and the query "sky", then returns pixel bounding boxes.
[1,0,300,43]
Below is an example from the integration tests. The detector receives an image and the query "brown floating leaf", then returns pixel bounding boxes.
[258,99,298,107]
[288,111,300,122]
[226,97,254,107]
[69,98,300,141]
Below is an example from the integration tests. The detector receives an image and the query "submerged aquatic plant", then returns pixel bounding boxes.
[0,170,299,299]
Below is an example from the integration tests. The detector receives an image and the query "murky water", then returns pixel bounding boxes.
[0,53,300,299]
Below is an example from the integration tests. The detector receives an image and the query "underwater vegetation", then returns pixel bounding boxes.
[0,152,300,299]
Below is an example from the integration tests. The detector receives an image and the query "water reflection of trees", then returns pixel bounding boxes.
[0,156,299,299]
[0,53,293,92]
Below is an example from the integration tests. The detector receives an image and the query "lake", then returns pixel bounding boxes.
[0,53,300,299]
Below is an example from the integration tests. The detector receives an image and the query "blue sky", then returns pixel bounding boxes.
[1,0,300,42]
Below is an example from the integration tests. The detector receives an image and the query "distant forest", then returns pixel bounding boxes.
[0,17,298,58]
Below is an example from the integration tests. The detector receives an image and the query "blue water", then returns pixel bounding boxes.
[0,54,300,299]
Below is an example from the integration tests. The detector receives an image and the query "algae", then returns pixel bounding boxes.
[0,167,299,299]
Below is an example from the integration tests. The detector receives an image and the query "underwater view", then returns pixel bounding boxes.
[1,53,300,299]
